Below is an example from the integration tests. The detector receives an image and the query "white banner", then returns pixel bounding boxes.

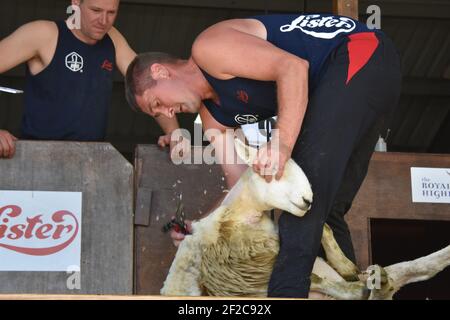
[0,191,82,271]
[411,168,450,204]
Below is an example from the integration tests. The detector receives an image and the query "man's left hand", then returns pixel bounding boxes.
[158,132,191,162]
[253,140,292,183]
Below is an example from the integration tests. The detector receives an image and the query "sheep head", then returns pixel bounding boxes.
[234,138,313,217]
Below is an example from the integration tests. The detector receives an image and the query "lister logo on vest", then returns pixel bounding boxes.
[65,51,84,73]
[0,191,82,272]
[235,114,259,125]
[280,15,356,39]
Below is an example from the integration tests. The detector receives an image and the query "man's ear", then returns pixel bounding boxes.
[150,63,170,80]
[72,0,81,6]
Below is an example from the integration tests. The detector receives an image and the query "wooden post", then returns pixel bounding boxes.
[333,0,359,20]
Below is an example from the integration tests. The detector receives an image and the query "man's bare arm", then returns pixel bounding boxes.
[192,19,309,175]
[0,21,56,159]
[170,106,247,246]
[0,21,55,74]
[200,105,248,189]
[108,27,137,77]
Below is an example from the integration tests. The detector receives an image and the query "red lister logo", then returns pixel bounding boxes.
[0,205,80,256]
[236,90,249,104]
[101,59,114,72]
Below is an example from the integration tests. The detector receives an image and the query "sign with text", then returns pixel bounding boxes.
[0,191,82,271]
[411,167,450,204]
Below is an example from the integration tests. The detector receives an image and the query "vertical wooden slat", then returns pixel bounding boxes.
[333,0,359,20]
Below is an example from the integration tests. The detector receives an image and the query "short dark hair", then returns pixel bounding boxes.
[125,52,180,112]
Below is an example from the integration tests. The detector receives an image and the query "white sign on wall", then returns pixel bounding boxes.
[0,191,82,271]
[411,168,450,204]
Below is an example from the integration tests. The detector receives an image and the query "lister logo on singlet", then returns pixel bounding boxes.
[65,52,84,72]
[280,15,356,39]
[235,114,259,125]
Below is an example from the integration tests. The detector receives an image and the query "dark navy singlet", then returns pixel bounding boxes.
[22,21,116,141]
[202,14,380,127]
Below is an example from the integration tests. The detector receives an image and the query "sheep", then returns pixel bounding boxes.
[161,138,450,299]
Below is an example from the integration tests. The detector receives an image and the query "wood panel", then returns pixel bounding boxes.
[0,141,134,294]
[333,0,359,20]
[346,152,450,269]
[134,145,227,295]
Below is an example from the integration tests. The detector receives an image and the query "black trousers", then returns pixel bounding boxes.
[268,32,402,298]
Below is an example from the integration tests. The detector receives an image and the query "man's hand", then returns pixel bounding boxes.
[170,220,193,247]
[0,130,18,159]
[157,133,172,148]
[253,139,292,183]
[158,132,191,162]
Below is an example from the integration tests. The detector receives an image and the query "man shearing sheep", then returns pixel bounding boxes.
[125,14,402,298]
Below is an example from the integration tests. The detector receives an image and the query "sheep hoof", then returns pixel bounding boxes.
[367,265,396,300]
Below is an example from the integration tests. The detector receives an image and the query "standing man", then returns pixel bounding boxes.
[125,14,402,297]
[0,0,180,158]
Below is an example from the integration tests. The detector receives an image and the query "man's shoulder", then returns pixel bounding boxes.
[19,20,58,40]
[22,20,57,31]
[107,26,126,49]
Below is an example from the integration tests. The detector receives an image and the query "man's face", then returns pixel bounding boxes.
[74,0,119,41]
[136,78,202,118]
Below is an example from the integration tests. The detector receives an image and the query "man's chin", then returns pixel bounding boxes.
[187,103,201,113]
[92,34,106,41]
[88,31,107,41]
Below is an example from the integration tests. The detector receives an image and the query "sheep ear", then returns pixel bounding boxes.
[234,138,258,166]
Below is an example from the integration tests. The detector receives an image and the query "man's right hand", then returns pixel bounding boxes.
[0,130,18,158]
[170,219,193,247]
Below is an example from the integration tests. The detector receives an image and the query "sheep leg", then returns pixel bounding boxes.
[365,244,450,300]
[160,236,203,296]
[355,265,396,300]
[321,224,360,281]
[310,273,370,300]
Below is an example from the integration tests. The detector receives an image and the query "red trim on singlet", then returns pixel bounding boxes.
[346,32,379,85]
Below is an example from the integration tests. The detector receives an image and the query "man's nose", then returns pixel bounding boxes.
[100,13,108,26]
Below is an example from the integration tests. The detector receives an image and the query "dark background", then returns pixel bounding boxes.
[371,219,450,300]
